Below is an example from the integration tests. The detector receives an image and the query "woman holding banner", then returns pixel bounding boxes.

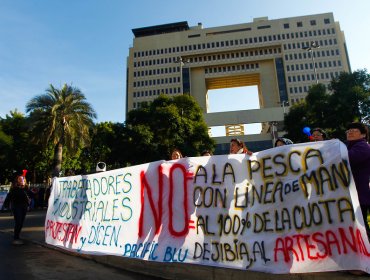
[346,122,370,241]
[170,148,183,160]
[274,137,294,147]
[229,138,253,156]
[311,127,327,141]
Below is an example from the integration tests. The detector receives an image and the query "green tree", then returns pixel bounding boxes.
[284,69,370,142]
[125,94,215,164]
[26,84,97,177]
[0,121,13,184]
[80,122,129,173]
[0,110,34,183]
[326,70,370,138]
[283,102,310,143]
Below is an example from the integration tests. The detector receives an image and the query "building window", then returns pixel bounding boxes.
[284,23,289,29]
[310,20,316,26]
[297,22,303,27]
[324,18,330,24]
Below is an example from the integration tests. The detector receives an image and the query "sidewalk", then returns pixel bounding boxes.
[0,209,368,280]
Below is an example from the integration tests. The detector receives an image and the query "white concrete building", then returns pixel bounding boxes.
[126,13,350,152]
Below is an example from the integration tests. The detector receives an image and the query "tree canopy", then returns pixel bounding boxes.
[284,69,370,142]
[125,94,215,164]
[26,84,97,177]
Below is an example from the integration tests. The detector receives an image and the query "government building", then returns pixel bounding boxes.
[126,13,350,153]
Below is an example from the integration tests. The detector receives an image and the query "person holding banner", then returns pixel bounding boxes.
[229,138,253,155]
[3,173,30,245]
[311,127,327,141]
[346,122,370,241]
[274,137,293,147]
[201,150,213,156]
[170,148,183,160]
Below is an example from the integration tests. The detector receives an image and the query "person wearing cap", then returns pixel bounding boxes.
[346,122,370,241]
[311,128,327,141]
[3,173,30,245]
[274,137,294,147]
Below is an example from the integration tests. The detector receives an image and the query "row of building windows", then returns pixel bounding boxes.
[283,38,337,51]
[283,18,330,29]
[133,62,261,87]
[133,57,179,67]
[205,63,259,74]
[133,88,181,99]
[285,48,340,61]
[188,47,280,63]
[286,60,342,72]
[133,77,181,88]
[203,18,331,36]
[133,47,280,69]
[134,66,180,77]
[290,98,305,105]
[133,27,336,58]
[288,71,340,86]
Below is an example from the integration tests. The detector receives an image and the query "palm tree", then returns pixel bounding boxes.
[26,84,97,177]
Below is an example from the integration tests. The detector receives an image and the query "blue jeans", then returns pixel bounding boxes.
[12,206,27,240]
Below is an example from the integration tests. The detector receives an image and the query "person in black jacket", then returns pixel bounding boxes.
[3,174,30,245]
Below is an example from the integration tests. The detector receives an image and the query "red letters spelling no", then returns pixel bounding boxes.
[138,163,193,238]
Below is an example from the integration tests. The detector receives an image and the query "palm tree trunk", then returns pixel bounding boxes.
[52,143,63,177]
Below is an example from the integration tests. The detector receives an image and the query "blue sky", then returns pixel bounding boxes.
[1,0,369,126]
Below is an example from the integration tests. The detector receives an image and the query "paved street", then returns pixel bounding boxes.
[0,209,161,280]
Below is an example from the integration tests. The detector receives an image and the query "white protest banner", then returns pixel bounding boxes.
[45,140,370,273]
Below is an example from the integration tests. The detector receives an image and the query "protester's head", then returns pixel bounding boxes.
[274,137,294,147]
[311,128,327,141]
[230,138,246,154]
[346,122,369,142]
[171,148,183,160]
[13,174,26,188]
[201,150,213,156]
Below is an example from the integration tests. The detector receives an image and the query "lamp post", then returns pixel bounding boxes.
[174,56,189,94]
[270,121,278,145]
[278,100,289,114]
[302,41,320,84]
